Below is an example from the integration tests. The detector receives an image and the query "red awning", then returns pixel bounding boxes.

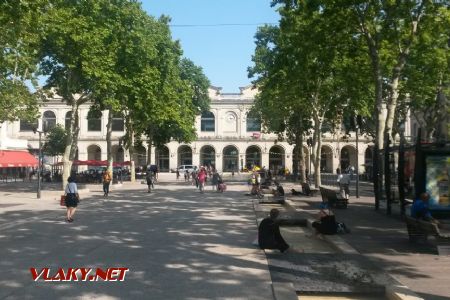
[0,150,38,168]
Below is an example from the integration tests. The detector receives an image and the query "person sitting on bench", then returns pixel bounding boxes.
[273,181,285,197]
[312,204,349,235]
[291,188,303,196]
[258,209,290,253]
[411,192,440,226]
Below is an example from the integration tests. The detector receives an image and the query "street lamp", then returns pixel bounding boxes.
[355,115,361,198]
[398,121,406,215]
[33,119,48,199]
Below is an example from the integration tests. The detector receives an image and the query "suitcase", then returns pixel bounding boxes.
[218,183,226,192]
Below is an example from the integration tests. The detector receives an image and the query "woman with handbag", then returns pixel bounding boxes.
[65,176,80,222]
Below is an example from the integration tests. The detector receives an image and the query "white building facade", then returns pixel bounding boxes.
[6,86,383,175]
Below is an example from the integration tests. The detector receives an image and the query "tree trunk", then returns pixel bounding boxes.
[62,102,80,189]
[296,133,306,183]
[312,118,323,188]
[129,125,136,183]
[147,137,153,166]
[106,108,113,174]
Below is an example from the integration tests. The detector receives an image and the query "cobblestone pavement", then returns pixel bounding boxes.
[0,175,273,300]
[1,175,449,299]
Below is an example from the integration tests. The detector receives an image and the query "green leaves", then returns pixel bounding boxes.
[42,124,67,156]
[0,0,45,122]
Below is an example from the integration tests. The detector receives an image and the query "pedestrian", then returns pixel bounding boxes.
[146,171,153,193]
[212,171,220,190]
[258,208,290,253]
[102,169,112,197]
[337,169,350,199]
[176,169,180,180]
[64,176,80,222]
[197,168,207,193]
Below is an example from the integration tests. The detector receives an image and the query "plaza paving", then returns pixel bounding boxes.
[0,174,449,300]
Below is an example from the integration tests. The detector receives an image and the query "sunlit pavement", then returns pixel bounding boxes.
[0,175,273,299]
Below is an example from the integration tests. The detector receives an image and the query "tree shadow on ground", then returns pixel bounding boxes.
[0,186,273,299]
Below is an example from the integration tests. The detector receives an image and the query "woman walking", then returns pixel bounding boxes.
[197,168,207,193]
[65,176,80,222]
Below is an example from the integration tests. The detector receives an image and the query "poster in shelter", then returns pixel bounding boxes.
[426,155,450,208]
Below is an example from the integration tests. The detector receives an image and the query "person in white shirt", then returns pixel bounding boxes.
[64,176,80,222]
[337,169,351,198]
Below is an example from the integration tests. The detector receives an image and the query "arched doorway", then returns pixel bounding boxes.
[156,146,169,172]
[269,146,285,174]
[223,145,239,172]
[87,145,101,161]
[178,145,192,166]
[245,145,261,170]
[200,145,215,168]
[132,145,147,167]
[340,145,357,172]
[320,145,333,173]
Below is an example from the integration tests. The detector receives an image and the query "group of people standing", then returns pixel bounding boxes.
[178,167,225,193]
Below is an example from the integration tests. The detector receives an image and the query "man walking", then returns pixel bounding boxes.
[102,169,112,197]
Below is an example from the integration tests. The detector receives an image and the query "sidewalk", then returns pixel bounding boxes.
[284,182,450,300]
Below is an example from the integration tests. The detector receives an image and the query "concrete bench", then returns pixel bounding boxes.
[258,193,286,204]
[319,186,348,209]
[301,182,318,196]
[405,215,450,255]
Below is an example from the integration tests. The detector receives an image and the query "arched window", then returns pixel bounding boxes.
[65,111,72,130]
[246,111,261,132]
[43,111,56,131]
[87,109,102,131]
[201,111,215,132]
[112,112,124,131]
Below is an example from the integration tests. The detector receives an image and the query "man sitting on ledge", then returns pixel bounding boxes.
[258,209,290,253]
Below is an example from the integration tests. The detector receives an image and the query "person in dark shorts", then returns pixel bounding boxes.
[65,176,80,222]
[146,171,153,193]
[258,208,290,253]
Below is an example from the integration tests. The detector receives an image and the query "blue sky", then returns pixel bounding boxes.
[142,0,279,93]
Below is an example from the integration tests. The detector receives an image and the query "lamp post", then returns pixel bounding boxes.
[355,116,361,198]
[37,130,43,199]
[398,122,406,215]
[34,120,47,199]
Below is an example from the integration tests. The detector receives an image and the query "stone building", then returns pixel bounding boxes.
[3,85,402,175]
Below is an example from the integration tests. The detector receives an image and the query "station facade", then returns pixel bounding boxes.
[3,86,397,175]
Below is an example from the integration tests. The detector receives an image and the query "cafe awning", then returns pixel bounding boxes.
[0,150,38,168]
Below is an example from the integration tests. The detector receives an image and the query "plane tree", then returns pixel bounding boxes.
[0,0,45,124]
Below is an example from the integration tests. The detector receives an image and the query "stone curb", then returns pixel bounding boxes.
[283,199,424,300]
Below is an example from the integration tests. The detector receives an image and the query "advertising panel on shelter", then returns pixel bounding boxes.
[426,155,450,210]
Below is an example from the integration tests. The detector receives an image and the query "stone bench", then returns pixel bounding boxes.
[405,215,450,255]
[319,186,348,209]
[301,182,318,196]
